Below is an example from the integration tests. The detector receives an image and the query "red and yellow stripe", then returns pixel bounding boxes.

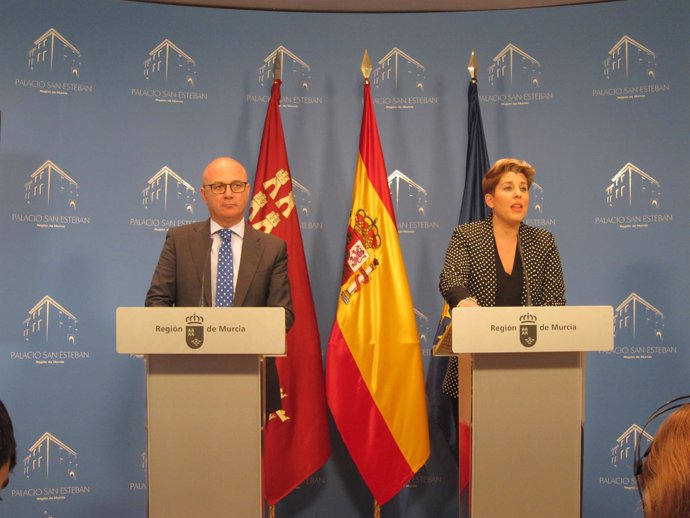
[326,82,429,505]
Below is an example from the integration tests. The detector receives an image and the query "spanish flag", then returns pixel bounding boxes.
[326,57,430,505]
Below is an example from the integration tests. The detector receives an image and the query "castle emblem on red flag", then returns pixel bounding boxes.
[249,168,296,234]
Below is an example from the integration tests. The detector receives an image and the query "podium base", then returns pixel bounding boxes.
[466,352,584,518]
[147,354,263,518]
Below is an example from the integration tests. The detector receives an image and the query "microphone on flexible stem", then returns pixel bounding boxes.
[517,236,532,307]
[198,237,214,307]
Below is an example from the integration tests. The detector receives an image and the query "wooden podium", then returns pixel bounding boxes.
[116,307,285,518]
[434,306,613,518]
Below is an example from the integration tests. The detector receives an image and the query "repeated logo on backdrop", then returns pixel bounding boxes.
[606,163,660,210]
[128,451,147,493]
[599,292,677,360]
[258,46,310,90]
[481,43,554,106]
[10,161,91,228]
[297,473,327,490]
[10,432,90,502]
[130,39,208,103]
[407,471,444,489]
[9,295,88,365]
[24,433,78,482]
[15,28,94,96]
[371,47,438,109]
[598,422,653,491]
[247,46,322,107]
[614,292,663,342]
[594,162,673,229]
[128,166,197,231]
[593,35,670,101]
[291,177,323,231]
[141,166,196,214]
[25,161,79,210]
[388,169,439,234]
[524,181,556,228]
[23,296,77,347]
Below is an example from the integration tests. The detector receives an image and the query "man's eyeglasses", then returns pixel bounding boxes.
[203,182,249,194]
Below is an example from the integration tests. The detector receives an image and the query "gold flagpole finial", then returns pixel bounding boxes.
[361,49,372,80]
[467,50,478,82]
[273,49,282,82]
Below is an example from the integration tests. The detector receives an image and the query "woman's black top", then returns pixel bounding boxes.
[494,241,523,307]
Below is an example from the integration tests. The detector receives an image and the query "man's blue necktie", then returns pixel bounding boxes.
[216,228,234,307]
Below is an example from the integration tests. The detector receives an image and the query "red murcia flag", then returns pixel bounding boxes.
[250,79,331,504]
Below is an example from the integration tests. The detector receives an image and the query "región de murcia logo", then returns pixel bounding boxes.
[185,313,204,349]
[340,209,381,304]
[519,312,537,347]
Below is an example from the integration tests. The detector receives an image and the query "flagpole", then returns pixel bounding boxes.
[274,48,282,82]
[467,49,478,82]
[361,49,380,518]
[361,48,372,81]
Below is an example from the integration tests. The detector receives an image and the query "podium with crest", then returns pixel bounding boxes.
[116,306,285,518]
[434,305,613,518]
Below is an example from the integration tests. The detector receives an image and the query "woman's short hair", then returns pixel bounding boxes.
[638,404,690,518]
[482,158,536,195]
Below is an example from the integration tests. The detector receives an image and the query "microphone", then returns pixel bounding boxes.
[517,236,532,307]
[198,236,214,307]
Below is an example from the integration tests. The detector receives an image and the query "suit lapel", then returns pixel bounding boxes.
[188,219,213,307]
[482,218,498,306]
[234,224,263,307]
[518,223,533,306]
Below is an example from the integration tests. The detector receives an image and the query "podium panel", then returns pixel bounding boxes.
[453,305,613,353]
[147,355,262,518]
[471,352,583,518]
[116,307,285,518]
[435,306,613,518]
[116,306,285,355]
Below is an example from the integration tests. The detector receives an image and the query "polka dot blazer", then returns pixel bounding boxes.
[439,217,566,396]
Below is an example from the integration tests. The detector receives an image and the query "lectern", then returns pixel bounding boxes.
[116,307,285,518]
[434,305,613,518]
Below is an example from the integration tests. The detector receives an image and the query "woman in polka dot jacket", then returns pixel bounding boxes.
[439,158,565,397]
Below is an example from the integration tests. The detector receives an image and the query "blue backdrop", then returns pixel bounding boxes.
[1,0,688,516]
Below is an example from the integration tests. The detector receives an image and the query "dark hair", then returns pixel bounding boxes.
[0,400,16,472]
[482,158,536,195]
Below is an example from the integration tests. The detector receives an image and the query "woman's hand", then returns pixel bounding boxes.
[457,297,479,308]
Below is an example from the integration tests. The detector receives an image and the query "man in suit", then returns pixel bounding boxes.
[145,156,293,413]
